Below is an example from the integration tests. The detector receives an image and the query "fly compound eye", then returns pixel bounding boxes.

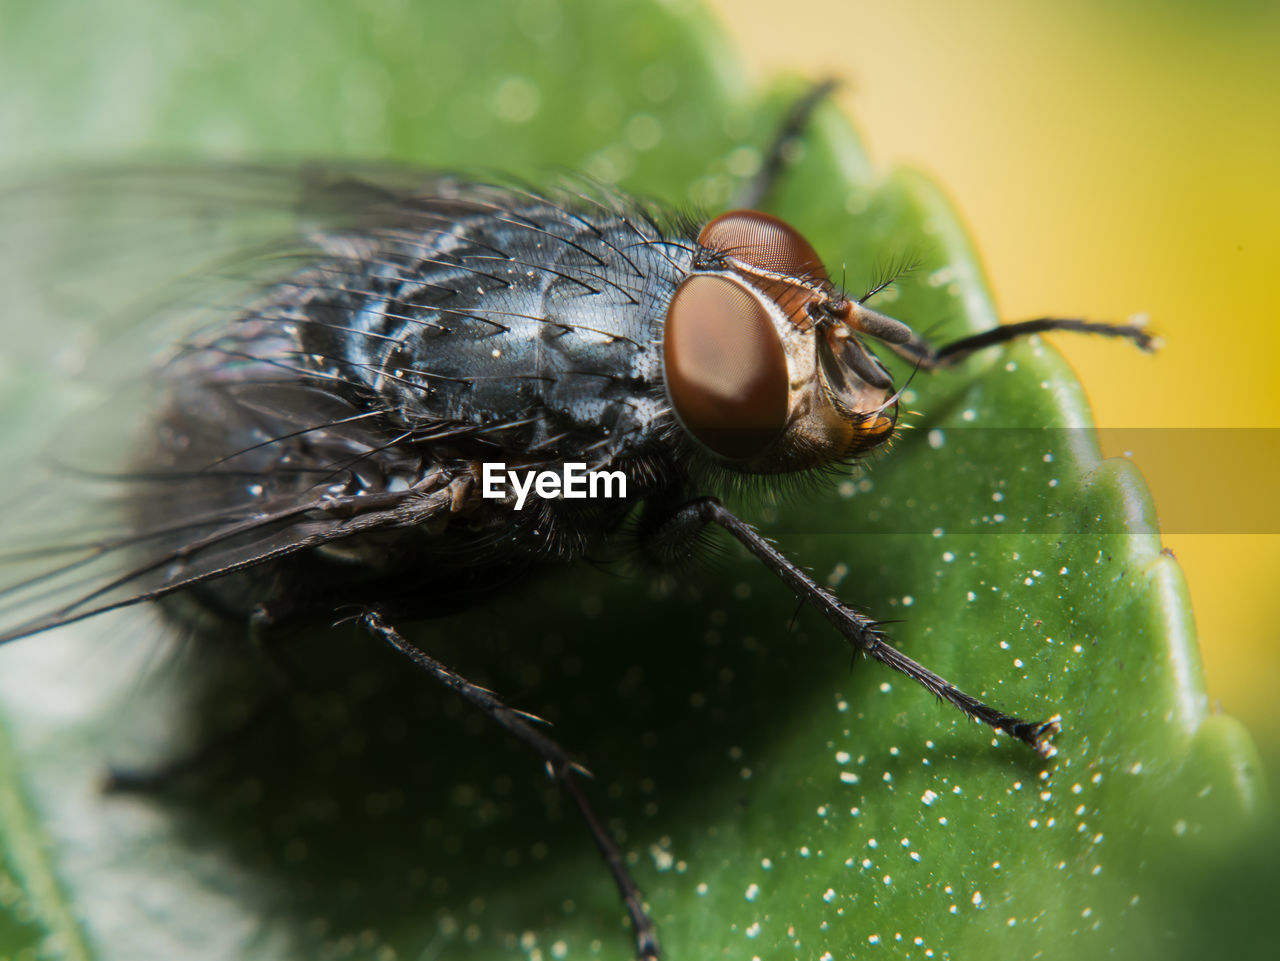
[663,274,789,461]
[698,210,827,281]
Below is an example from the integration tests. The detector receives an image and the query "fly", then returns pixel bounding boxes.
[0,95,1155,959]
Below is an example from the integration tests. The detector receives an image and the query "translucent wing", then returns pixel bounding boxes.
[0,164,537,644]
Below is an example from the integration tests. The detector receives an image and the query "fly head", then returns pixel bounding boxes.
[663,209,914,473]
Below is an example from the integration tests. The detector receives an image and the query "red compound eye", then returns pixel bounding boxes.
[663,274,789,461]
[697,210,827,281]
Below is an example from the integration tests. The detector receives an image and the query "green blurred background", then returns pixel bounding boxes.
[707,0,1280,783]
[0,1,1272,956]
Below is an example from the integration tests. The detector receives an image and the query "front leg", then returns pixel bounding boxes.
[643,497,1061,757]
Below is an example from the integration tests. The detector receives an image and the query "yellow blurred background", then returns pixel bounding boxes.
[707,0,1280,771]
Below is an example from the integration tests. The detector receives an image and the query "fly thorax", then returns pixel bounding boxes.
[291,207,691,462]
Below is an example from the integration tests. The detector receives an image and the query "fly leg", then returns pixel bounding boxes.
[645,498,1061,757]
[885,316,1158,371]
[360,610,660,961]
[102,603,301,793]
[733,78,840,210]
[102,691,288,792]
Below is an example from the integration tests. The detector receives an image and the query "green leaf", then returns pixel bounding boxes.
[0,1,1270,960]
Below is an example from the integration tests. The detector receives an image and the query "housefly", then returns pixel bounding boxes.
[0,126,1155,956]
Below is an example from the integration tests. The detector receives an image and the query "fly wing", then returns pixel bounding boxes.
[0,163,507,645]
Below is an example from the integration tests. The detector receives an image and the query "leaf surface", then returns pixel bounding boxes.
[0,2,1267,960]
